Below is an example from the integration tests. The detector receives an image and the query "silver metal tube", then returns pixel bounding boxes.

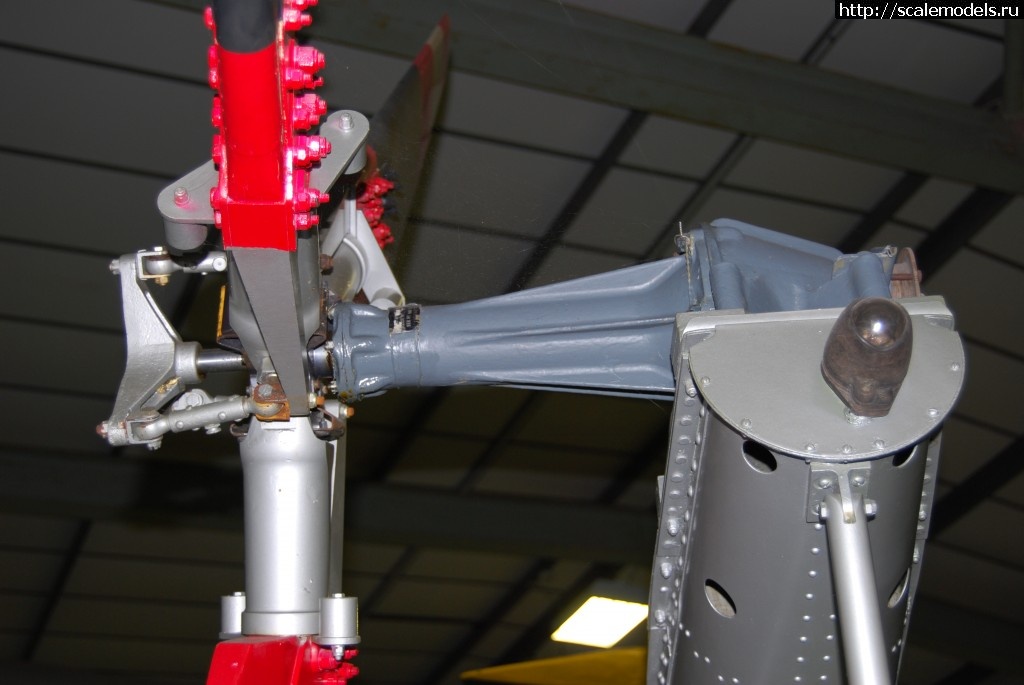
[196,349,247,374]
[327,437,346,596]
[823,492,892,685]
[132,396,279,441]
[240,417,330,636]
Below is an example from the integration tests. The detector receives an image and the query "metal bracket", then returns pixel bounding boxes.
[310,110,370,192]
[101,250,201,446]
[321,204,405,309]
[158,161,218,226]
[157,109,368,253]
[807,463,875,524]
[100,249,237,447]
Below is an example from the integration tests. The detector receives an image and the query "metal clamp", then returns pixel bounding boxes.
[806,463,874,524]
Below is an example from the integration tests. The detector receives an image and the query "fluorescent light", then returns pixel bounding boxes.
[551,596,648,648]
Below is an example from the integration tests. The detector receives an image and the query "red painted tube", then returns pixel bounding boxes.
[207,2,326,250]
[217,44,285,203]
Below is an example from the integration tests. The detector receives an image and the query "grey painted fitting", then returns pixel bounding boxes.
[220,592,246,639]
[317,594,361,646]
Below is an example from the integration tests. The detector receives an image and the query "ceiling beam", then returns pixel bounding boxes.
[149,0,1024,195]
[931,433,1024,536]
[834,172,927,254]
[505,109,646,291]
[348,482,653,563]
[0,448,653,564]
[909,597,1024,676]
[916,187,1015,281]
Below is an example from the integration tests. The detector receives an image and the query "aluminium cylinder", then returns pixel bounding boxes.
[240,416,330,636]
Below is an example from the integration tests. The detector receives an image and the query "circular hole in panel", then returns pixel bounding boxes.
[892,446,915,468]
[887,568,910,609]
[705,579,737,618]
[742,440,777,474]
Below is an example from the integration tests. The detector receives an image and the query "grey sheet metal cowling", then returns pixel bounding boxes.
[651,303,961,685]
[648,232,963,684]
[648,401,937,685]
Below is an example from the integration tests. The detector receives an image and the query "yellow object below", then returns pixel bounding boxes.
[461,647,645,685]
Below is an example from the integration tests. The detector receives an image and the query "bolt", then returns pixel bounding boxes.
[740,418,752,430]
[927,407,939,419]
[851,474,866,487]
[257,384,274,399]
[844,408,871,426]
[842,444,853,455]
[108,259,121,274]
[96,422,109,438]
[700,376,711,387]
[817,477,832,489]
[339,112,354,131]
[864,501,878,517]
[154,275,170,287]
[309,393,318,408]
[872,439,886,450]
[805,442,817,452]
[173,186,189,206]
[316,647,340,671]
[205,424,222,435]
[212,256,228,272]
[950,362,961,372]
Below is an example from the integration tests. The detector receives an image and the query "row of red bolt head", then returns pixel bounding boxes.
[203,0,329,232]
[209,173,329,229]
[358,175,396,247]
[210,209,324,231]
[210,93,327,132]
[313,646,360,684]
[210,135,331,168]
[206,42,325,91]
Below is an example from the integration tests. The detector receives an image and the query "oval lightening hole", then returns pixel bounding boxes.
[705,579,736,618]
[892,446,915,468]
[742,440,777,474]
[888,568,910,609]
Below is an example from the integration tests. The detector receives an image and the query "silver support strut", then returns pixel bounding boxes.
[240,417,330,636]
[823,492,892,685]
